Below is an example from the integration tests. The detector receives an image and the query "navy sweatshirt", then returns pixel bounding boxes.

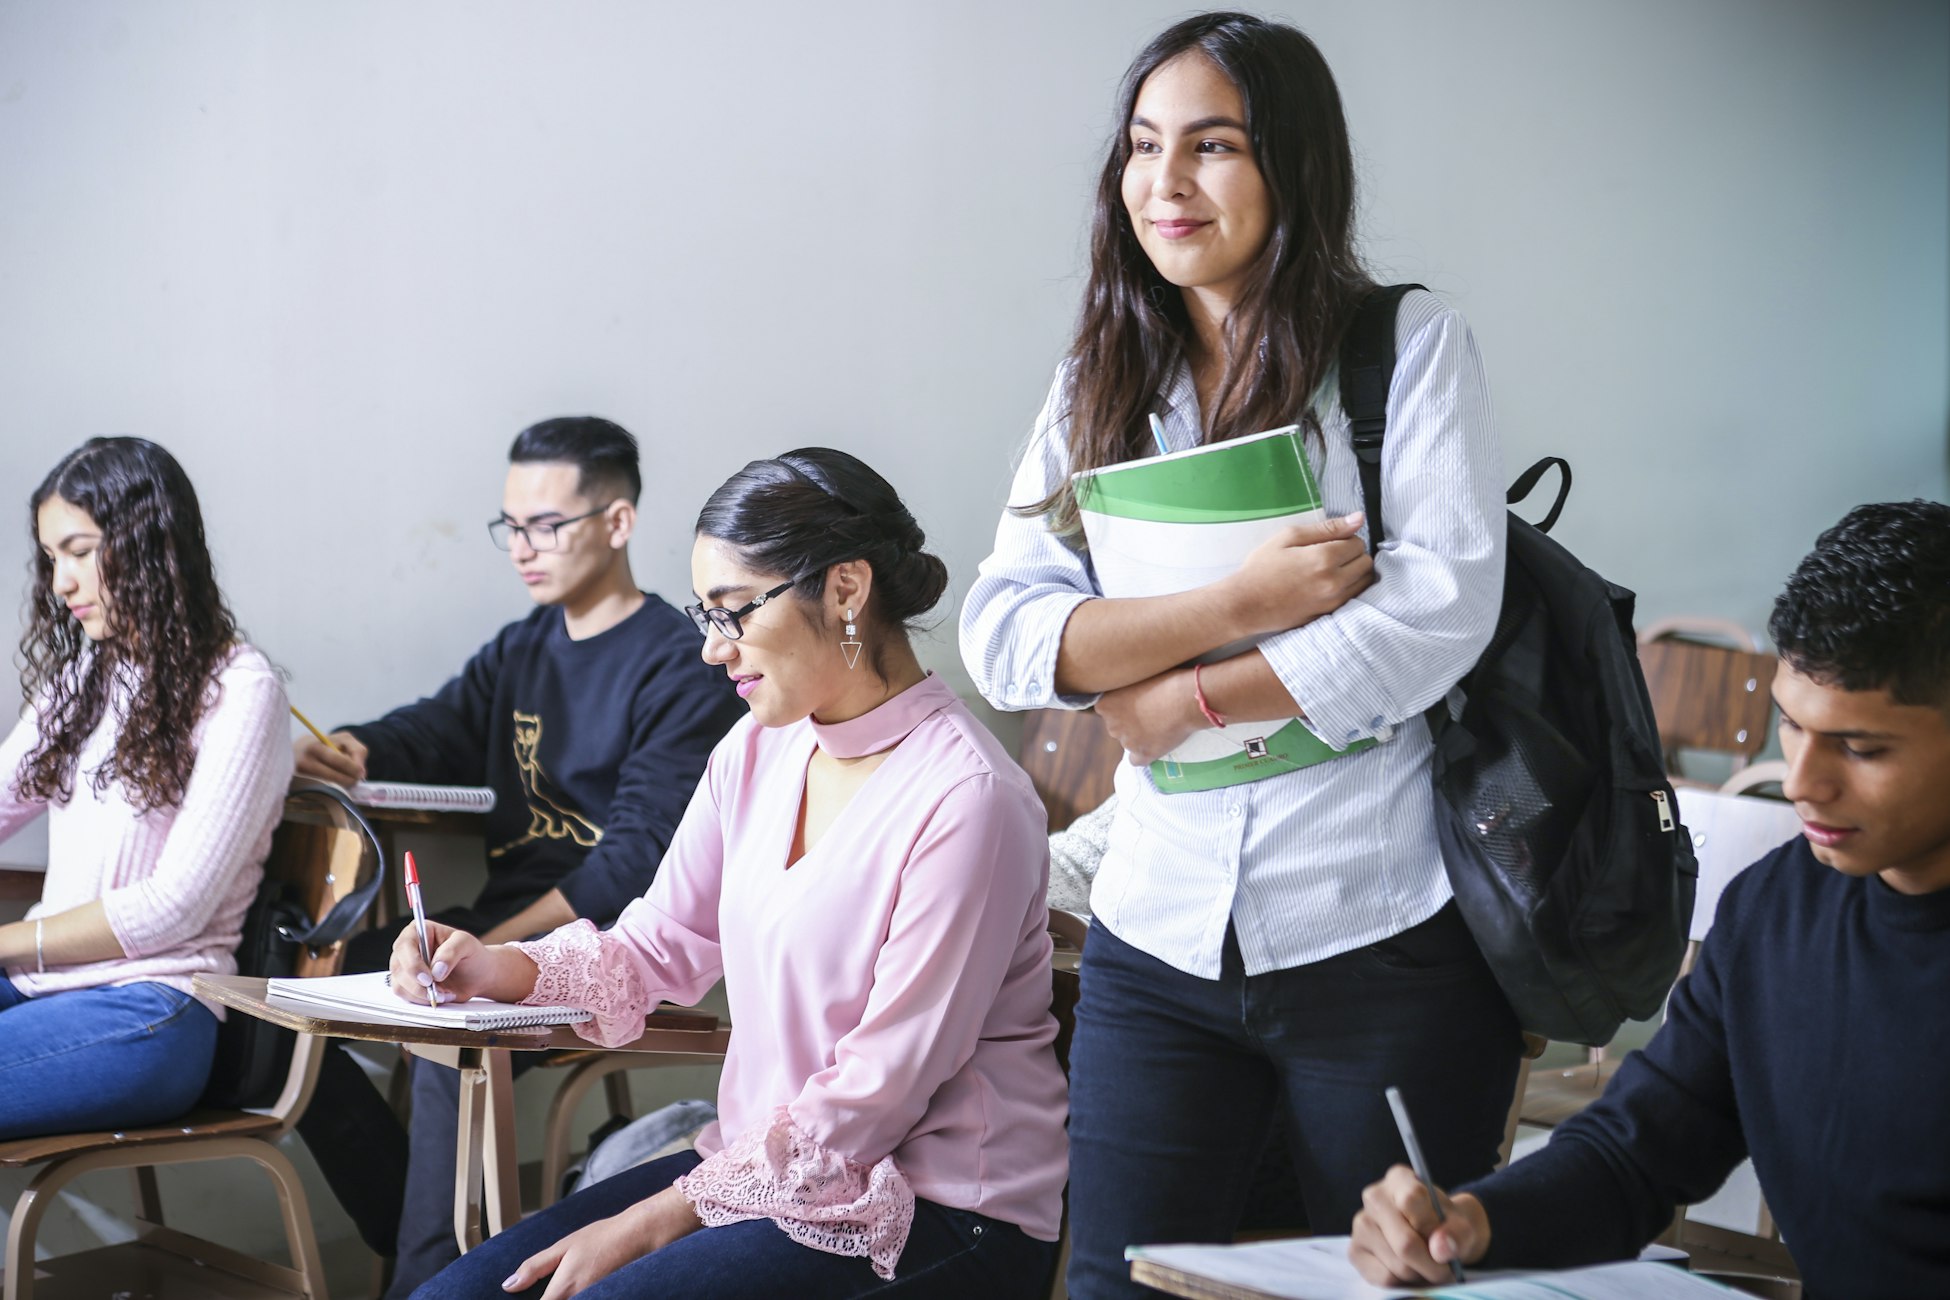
[345,596,744,925]
[1464,837,1950,1298]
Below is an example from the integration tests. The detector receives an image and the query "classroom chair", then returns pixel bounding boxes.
[1637,620,1779,786]
[1018,708,1121,833]
[0,783,382,1300]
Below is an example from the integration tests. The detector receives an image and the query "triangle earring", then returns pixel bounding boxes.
[841,608,863,671]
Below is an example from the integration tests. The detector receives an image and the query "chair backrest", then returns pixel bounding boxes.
[1672,787,1804,972]
[1018,709,1121,833]
[1638,634,1779,768]
[200,784,382,1117]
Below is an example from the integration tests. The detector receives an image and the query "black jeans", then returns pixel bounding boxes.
[1064,904,1522,1299]
[413,1150,1058,1299]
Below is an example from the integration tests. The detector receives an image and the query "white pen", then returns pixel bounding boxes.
[403,850,440,1011]
[1385,1085,1466,1284]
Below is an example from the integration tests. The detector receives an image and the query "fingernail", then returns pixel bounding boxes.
[433,961,450,979]
[1347,511,1366,525]
[416,971,434,986]
[502,1272,523,1290]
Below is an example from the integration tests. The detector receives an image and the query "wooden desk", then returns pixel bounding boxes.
[194,974,730,1252]
[1130,1255,1273,1300]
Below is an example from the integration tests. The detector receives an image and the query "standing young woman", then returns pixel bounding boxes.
[405,449,1066,1299]
[0,437,293,1137]
[959,14,1521,1296]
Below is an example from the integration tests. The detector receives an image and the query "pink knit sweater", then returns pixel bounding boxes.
[0,646,293,1016]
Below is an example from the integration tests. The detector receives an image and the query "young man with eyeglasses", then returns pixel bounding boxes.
[291,416,744,1294]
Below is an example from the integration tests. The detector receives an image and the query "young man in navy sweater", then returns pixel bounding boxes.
[1349,499,1950,1297]
[292,417,744,1294]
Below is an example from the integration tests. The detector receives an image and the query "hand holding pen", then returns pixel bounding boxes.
[403,851,441,1010]
[1346,1088,1492,1286]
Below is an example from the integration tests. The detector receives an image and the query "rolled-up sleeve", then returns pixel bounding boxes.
[1258,299,1504,749]
[959,371,1101,713]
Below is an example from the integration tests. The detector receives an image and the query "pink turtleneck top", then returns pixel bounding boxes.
[516,673,1068,1279]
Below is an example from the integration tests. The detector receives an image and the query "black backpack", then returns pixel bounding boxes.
[1341,284,1696,1047]
[199,781,387,1108]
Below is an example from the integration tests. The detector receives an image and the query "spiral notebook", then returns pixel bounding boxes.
[265,970,590,1031]
[347,781,497,813]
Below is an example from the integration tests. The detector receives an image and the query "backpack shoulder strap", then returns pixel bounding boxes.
[1339,283,1425,554]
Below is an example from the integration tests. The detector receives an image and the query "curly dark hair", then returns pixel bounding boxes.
[1769,499,1950,708]
[16,438,242,813]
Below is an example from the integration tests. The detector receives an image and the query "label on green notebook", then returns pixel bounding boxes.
[1074,425,1367,793]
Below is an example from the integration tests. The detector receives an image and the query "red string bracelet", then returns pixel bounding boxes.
[1192,663,1228,729]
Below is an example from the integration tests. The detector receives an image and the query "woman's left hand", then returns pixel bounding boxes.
[1096,667,1203,765]
[504,1184,703,1298]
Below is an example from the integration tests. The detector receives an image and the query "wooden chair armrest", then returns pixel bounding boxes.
[0,867,45,902]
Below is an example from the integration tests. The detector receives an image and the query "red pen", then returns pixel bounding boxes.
[403,851,440,1010]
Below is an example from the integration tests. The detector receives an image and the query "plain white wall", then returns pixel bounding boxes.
[0,0,1944,1285]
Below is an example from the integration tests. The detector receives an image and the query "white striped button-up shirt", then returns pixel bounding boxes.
[959,290,1505,979]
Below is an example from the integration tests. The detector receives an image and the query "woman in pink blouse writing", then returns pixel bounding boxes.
[400,448,1068,1300]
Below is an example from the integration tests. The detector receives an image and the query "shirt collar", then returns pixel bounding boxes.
[808,672,955,759]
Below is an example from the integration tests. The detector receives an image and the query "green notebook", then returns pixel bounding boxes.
[1073,425,1374,793]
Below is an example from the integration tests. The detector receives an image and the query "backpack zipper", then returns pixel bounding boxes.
[1651,789,1675,832]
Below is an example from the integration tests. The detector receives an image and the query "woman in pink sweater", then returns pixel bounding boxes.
[0,438,292,1139]
[400,449,1067,1300]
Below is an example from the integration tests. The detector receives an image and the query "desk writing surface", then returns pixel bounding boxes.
[1128,1238,1715,1300]
[193,974,731,1055]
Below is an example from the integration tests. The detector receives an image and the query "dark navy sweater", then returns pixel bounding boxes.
[1464,837,1950,1298]
[345,597,744,925]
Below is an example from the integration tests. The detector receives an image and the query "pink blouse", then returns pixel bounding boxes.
[517,673,1068,1278]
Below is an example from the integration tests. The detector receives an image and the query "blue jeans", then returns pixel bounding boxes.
[412,1150,1058,1300]
[1065,906,1523,1299]
[0,975,219,1139]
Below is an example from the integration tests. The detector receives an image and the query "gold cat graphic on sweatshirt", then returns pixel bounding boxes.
[488,711,604,857]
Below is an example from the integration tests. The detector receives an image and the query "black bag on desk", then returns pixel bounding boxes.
[199,783,387,1109]
[1343,284,1696,1047]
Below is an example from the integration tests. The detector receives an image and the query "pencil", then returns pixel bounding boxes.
[290,705,344,754]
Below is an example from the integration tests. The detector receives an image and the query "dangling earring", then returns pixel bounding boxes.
[841,608,863,671]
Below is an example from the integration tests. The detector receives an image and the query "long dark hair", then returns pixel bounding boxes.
[1033,11,1373,531]
[694,448,949,680]
[16,438,242,813]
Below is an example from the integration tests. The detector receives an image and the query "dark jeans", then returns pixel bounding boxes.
[385,1052,537,1299]
[412,1150,1059,1299]
[296,902,514,1258]
[1065,904,1522,1299]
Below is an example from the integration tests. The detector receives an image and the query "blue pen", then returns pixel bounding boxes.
[1147,413,1170,457]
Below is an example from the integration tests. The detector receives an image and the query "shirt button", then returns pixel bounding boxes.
[1228,805,1242,819]
[1345,729,1360,741]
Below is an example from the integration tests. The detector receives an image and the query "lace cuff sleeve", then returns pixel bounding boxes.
[514,919,652,1049]
[673,1105,916,1280]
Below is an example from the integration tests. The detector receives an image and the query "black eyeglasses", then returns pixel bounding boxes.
[487,506,608,552]
[685,580,797,641]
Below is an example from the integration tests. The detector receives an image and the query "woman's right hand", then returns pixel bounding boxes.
[388,920,538,1006]
[1218,511,1376,637]
[292,730,368,786]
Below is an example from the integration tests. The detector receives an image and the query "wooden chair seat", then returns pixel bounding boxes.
[2,784,382,1300]
[0,1110,283,1167]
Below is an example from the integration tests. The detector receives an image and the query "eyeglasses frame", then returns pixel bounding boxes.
[685,579,800,641]
[486,504,612,552]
